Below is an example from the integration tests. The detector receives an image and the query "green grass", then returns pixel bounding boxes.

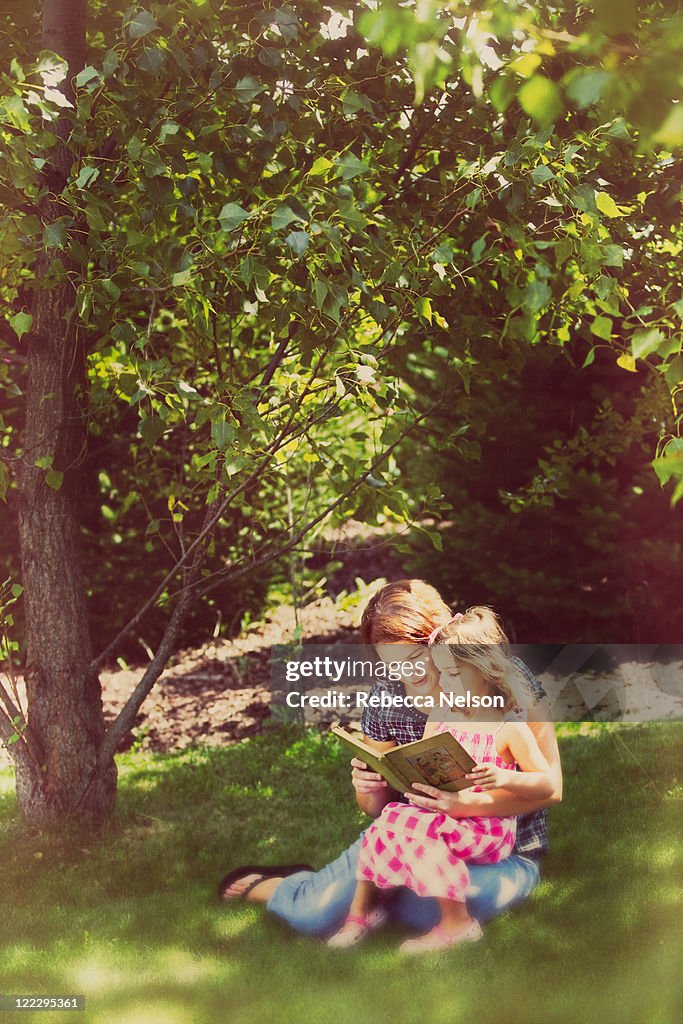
[0,723,681,1024]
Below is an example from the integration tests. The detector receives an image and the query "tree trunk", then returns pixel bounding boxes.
[15,0,116,826]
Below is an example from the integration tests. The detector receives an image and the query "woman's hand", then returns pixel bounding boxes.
[465,763,512,791]
[351,757,387,794]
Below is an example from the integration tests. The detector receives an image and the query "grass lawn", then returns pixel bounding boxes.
[0,722,681,1024]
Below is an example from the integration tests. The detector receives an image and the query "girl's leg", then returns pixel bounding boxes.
[438,896,476,935]
[343,879,375,922]
[326,880,378,948]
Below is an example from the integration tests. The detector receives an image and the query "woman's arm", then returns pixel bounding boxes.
[469,722,554,800]
[351,736,398,817]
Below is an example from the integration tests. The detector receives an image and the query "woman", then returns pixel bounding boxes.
[220,580,563,937]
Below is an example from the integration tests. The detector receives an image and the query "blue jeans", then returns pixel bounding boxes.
[267,834,541,938]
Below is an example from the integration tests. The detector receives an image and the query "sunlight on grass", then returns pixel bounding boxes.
[0,766,15,796]
[1,724,680,1024]
[97,1000,196,1024]
[212,910,263,940]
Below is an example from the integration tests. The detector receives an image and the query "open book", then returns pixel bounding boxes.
[332,725,477,796]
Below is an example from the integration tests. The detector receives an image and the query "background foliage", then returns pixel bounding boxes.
[1,0,681,655]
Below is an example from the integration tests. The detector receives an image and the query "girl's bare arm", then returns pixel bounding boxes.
[468,722,554,799]
[409,722,563,818]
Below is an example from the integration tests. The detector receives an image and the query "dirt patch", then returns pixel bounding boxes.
[103,596,366,753]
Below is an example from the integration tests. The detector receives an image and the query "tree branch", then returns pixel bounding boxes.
[89,346,331,671]
[187,402,435,603]
[0,678,43,776]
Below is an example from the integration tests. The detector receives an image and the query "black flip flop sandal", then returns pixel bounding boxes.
[217,863,315,901]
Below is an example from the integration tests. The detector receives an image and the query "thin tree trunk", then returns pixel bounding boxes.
[15,0,116,826]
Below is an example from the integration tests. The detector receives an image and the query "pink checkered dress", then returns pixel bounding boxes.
[357,723,518,903]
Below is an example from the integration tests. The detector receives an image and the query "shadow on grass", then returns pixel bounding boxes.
[0,723,681,1024]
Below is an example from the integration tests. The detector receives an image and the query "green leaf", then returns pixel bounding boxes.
[76,166,100,189]
[1,95,30,130]
[45,469,64,491]
[565,70,611,109]
[273,6,299,41]
[555,237,573,266]
[530,164,554,184]
[595,191,621,218]
[103,50,120,76]
[258,47,282,68]
[471,236,487,261]
[324,283,347,324]
[342,90,374,115]
[211,420,234,449]
[240,255,254,286]
[43,221,67,249]
[510,53,543,78]
[601,244,624,268]
[518,77,563,125]
[308,157,333,177]
[590,316,613,341]
[233,76,265,104]
[158,121,179,144]
[10,312,32,341]
[11,584,23,599]
[171,268,193,287]
[271,205,298,230]
[430,530,443,552]
[313,278,328,310]
[0,462,8,502]
[219,203,250,231]
[652,105,683,148]
[285,230,309,256]
[139,415,166,449]
[652,439,683,495]
[140,149,165,177]
[37,52,68,87]
[102,279,121,302]
[523,280,551,314]
[616,353,637,372]
[75,66,102,88]
[127,10,158,40]
[631,328,664,361]
[335,154,370,181]
[138,47,165,74]
[415,296,432,324]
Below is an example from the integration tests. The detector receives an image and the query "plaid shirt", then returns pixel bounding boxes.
[360,657,549,858]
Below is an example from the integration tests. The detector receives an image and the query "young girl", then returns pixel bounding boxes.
[328,606,554,954]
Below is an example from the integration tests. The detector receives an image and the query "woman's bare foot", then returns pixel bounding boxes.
[220,873,283,903]
[218,863,314,903]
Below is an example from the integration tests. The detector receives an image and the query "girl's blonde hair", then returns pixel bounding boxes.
[434,606,535,713]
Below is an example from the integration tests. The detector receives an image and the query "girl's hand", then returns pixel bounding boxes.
[408,783,474,816]
[351,757,387,794]
[466,764,510,791]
